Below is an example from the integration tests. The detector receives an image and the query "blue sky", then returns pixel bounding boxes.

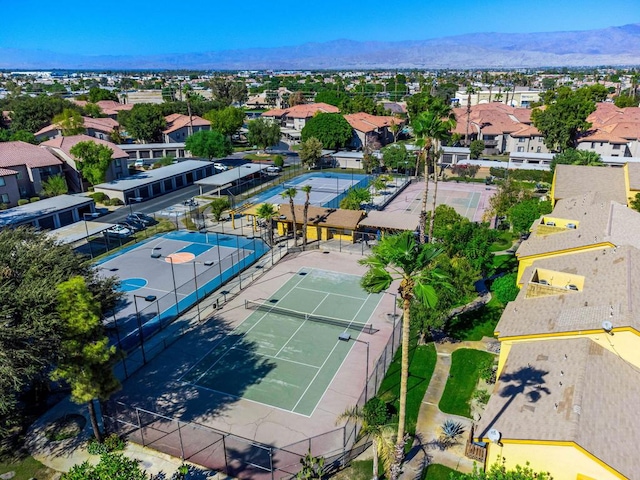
[3,0,639,56]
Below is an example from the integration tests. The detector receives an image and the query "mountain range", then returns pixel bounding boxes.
[2,23,640,70]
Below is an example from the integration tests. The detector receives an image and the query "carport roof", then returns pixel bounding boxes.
[48,220,116,244]
[93,160,212,192]
[359,211,419,231]
[194,164,268,187]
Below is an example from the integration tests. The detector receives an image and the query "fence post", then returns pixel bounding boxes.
[177,421,185,460]
[136,408,145,447]
[269,448,275,480]
[222,435,229,472]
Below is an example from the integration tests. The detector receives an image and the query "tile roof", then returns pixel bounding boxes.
[41,135,128,160]
[0,167,18,176]
[0,141,62,169]
[343,112,401,133]
[277,204,363,230]
[499,245,640,337]
[262,102,340,119]
[476,337,640,479]
[578,103,640,144]
[35,116,119,136]
[452,103,525,136]
[552,164,626,204]
[516,194,640,258]
[163,114,210,134]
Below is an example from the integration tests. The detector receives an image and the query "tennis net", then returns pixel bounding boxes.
[245,300,376,334]
[281,183,344,194]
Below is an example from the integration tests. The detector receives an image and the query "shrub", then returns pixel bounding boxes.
[478,358,497,384]
[87,433,125,455]
[89,192,108,203]
[490,273,519,304]
[109,198,124,206]
[273,155,284,168]
[472,389,491,405]
[0,203,8,210]
[30,196,40,203]
[18,199,29,206]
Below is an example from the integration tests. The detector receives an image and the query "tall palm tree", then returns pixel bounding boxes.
[255,203,278,245]
[336,406,395,480]
[281,187,298,246]
[301,185,312,250]
[359,232,449,472]
[412,102,456,243]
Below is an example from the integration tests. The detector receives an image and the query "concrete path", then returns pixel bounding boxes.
[398,337,498,480]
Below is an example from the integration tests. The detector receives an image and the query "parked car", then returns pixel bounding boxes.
[128,212,156,225]
[213,162,228,171]
[121,219,145,232]
[266,165,282,173]
[105,225,132,238]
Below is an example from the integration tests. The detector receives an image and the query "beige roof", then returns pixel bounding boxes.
[627,163,640,190]
[517,193,640,258]
[552,164,626,204]
[358,211,418,231]
[452,103,524,136]
[277,204,363,230]
[476,337,640,479]
[41,135,128,160]
[499,245,640,337]
[163,114,210,134]
[0,141,62,169]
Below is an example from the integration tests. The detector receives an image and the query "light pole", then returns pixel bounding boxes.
[338,333,370,402]
[133,294,154,364]
[127,196,143,216]
[83,212,100,259]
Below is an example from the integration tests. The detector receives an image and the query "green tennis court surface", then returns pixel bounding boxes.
[181,268,382,416]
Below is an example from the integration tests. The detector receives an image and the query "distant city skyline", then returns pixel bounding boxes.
[3,0,640,56]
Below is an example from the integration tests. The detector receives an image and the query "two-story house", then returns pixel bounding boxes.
[162,113,211,143]
[34,116,120,143]
[343,112,403,150]
[262,103,341,144]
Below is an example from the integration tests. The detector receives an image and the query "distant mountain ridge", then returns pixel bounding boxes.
[2,23,640,70]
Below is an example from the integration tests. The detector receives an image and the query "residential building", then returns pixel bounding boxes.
[0,141,64,206]
[41,135,129,192]
[0,194,95,230]
[162,113,211,143]
[72,99,134,119]
[453,87,541,108]
[274,204,364,243]
[343,112,403,150]
[262,103,341,144]
[34,116,120,142]
[576,103,640,158]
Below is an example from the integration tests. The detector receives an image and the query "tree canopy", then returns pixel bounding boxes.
[382,143,409,171]
[531,86,600,152]
[209,78,248,106]
[0,228,119,436]
[204,106,245,137]
[185,130,233,159]
[299,137,323,169]
[5,95,79,133]
[52,108,85,136]
[118,104,166,143]
[88,87,119,103]
[549,148,603,174]
[247,118,281,151]
[301,113,353,149]
[69,141,114,186]
[507,198,552,234]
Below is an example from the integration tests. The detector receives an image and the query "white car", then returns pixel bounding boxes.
[213,162,228,171]
[266,165,282,173]
[105,225,132,238]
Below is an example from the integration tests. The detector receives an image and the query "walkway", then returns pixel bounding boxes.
[399,337,498,480]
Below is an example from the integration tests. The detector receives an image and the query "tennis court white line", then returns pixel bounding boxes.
[183,269,310,384]
[294,285,369,301]
[231,346,321,370]
[292,340,342,413]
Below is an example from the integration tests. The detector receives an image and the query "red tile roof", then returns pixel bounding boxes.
[344,112,401,133]
[0,167,18,177]
[35,116,119,137]
[262,102,340,119]
[41,135,128,159]
[0,141,63,169]
[163,114,210,134]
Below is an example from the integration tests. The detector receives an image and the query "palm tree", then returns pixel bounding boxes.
[359,232,449,471]
[336,406,395,480]
[256,203,278,245]
[412,102,456,244]
[301,185,312,250]
[281,187,298,246]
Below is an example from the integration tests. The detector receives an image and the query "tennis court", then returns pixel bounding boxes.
[384,179,496,222]
[181,267,382,416]
[247,172,370,208]
[98,230,269,351]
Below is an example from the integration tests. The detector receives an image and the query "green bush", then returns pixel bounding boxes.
[490,273,519,305]
[18,199,29,206]
[30,196,40,203]
[87,433,125,455]
[0,203,8,210]
[472,389,491,405]
[109,198,124,206]
[273,155,284,168]
[89,192,108,203]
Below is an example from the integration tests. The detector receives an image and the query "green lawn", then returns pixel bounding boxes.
[0,454,56,480]
[244,153,279,162]
[488,254,518,277]
[439,349,495,418]
[377,343,437,435]
[422,463,459,480]
[446,296,503,342]
[488,231,515,253]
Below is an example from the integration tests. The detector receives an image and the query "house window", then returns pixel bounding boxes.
[517,146,524,152]
[0,177,5,187]
[1,193,8,203]
[538,137,543,142]
[537,146,542,152]
[612,144,621,150]
[591,142,595,148]
[518,138,525,143]
[16,171,22,180]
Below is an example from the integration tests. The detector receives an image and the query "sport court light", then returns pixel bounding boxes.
[338,333,370,402]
